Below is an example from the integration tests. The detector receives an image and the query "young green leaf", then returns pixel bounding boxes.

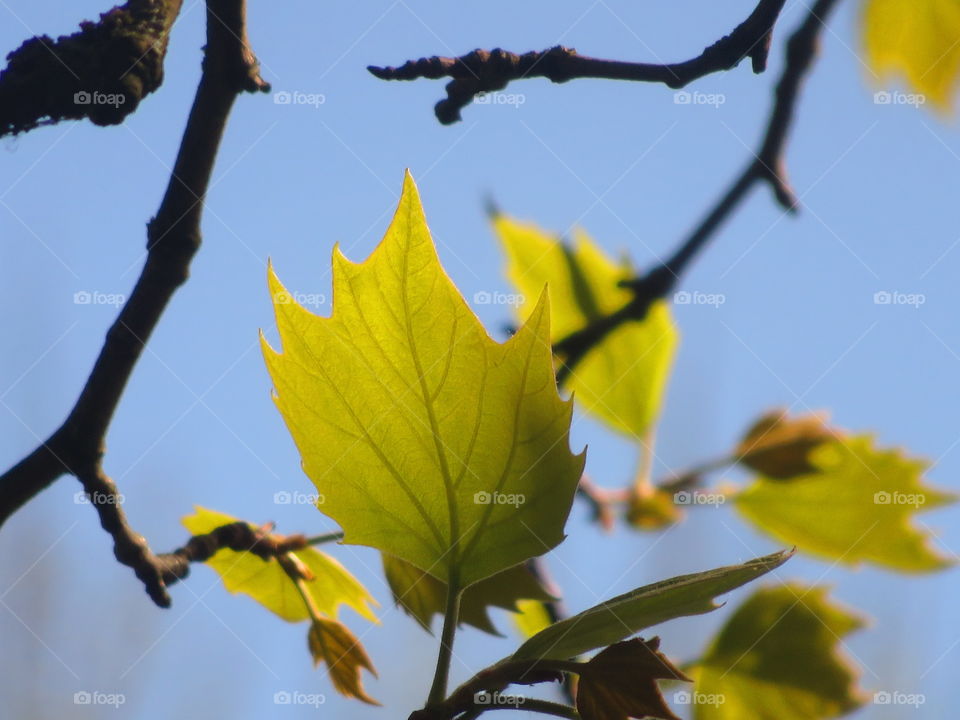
[512,550,792,661]
[493,217,678,439]
[735,409,838,480]
[735,437,956,572]
[382,555,555,635]
[863,0,960,110]
[308,617,379,705]
[577,637,690,720]
[262,173,585,590]
[692,584,865,719]
[181,507,376,623]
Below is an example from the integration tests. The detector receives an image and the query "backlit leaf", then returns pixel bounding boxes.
[382,554,555,635]
[493,217,678,439]
[308,617,379,705]
[262,173,585,590]
[863,0,960,109]
[181,507,376,623]
[735,437,956,571]
[692,584,865,719]
[512,550,791,661]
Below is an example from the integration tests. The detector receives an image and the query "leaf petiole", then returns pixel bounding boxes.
[427,571,463,706]
[304,530,345,547]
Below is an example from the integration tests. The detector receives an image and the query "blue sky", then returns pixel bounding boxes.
[1,1,959,718]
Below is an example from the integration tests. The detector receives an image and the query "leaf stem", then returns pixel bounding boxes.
[427,571,462,706]
[304,530,345,546]
[278,553,323,622]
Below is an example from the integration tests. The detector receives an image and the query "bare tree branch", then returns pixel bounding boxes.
[554,0,843,383]
[0,0,269,606]
[368,0,788,124]
[153,521,308,588]
[0,0,187,137]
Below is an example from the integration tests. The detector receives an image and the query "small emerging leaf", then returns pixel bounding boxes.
[735,409,838,480]
[263,173,585,590]
[692,584,866,719]
[308,617,379,705]
[493,217,678,439]
[512,550,792,661]
[626,485,683,531]
[382,554,555,635]
[735,437,956,572]
[181,507,376,623]
[577,637,691,720]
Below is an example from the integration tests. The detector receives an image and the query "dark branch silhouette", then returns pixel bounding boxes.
[0,0,842,613]
[0,0,269,606]
[553,0,843,383]
[0,0,187,137]
[369,0,788,124]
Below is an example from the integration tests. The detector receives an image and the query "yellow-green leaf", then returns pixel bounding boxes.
[735,437,956,572]
[493,217,678,439]
[262,173,585,590]
[512,599,555,639]
[308,617,379,705]
[382,554,555,635]
[692,584,866,720]
[513,550,792,661]
[863,0,960,109]
[181,507,376,623]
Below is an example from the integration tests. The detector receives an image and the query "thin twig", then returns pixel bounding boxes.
[154,522,308,588]
[554,0,843,382]
[0,0,269,608]
[369,0,788,124]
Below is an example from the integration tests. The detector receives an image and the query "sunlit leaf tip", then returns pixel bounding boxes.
[262,172,585,591]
